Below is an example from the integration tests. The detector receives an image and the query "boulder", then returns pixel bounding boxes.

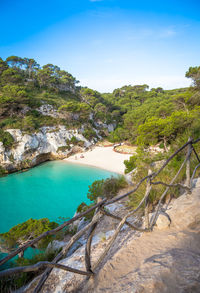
[155,213,171,230]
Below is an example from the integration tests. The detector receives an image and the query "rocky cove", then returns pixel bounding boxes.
[0,119,115,175]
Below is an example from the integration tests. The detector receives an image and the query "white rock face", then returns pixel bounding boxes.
[37,104,59,118]
[0,126,92,169]
[0,102,117,172]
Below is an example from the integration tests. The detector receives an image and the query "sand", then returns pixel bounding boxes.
[63,146,132,174]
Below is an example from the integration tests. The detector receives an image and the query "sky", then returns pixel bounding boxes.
[0,0,200,92]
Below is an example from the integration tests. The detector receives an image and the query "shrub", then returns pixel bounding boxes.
[126,147,191,211]
[103,176,127,199]
[87,176,127,203]
[76,202,95,221]
[0,166,6,176]
[83,127,97,140]
[57,145,70,152]
[0,218,58,250]
[0,129,14,148]
[87,179,104,202]
[70,136,79,144]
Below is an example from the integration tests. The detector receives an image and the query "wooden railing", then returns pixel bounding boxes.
[1,137,200,292]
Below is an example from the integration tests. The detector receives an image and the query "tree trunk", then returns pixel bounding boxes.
[163,136,167,152]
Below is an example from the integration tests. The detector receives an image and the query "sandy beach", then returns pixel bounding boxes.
[64,146,132,174]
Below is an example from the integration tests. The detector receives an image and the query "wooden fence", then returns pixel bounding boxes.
[1,137,200,293]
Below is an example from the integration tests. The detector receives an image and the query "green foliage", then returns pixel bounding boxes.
[57,145,70,152]
[76,202,95,221]
[108,127,128,143]
[0,129,14,148]
[0,218,58,250]
[0,57,8,75]
[103,176,127,198]
[186,66,200,89]
[83,127,97,140]
[0,56,199,151]
[87,179,105,202]
[126,149,180,210]
[126,141,200,211]
[0,68,23,85]
[0,85,28,105]
[0,165,6,175]
[124,155,137,174]
[126,143,167,170]
[70,136,79,144]
[87,176,127,202]
[104,80,200,147]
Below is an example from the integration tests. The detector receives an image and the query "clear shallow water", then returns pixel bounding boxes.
[0,161,115,233]
[0,161,115,268]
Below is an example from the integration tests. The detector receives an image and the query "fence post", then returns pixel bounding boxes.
[85,197,102,273]
[186,138,192,188]
[145,169,152,230]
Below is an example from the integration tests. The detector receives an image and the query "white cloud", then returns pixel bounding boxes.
[90,0,103,2]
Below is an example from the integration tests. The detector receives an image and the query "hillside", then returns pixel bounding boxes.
[0,56,117,174]
[1,56,200,177]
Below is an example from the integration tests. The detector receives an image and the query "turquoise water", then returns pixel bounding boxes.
[0,161,115,268]
[0,161,115,233]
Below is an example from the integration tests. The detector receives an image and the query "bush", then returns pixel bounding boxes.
[103,176,127,198]
[0,166,6,176]
[83,127,97,140]
[124,155,137,174]
[126,147,188,211]
[0,218,58,250]
[70,136,79,144]
[87,179,104,202]
[87,176,127,202]
[0,129,14,148]
[76,202,95,221]
[57,145,70,152]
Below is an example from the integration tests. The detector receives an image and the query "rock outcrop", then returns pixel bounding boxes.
[0,114,115,174]
[0,126,92,173]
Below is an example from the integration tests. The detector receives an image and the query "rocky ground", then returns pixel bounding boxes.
[24,179,200,293]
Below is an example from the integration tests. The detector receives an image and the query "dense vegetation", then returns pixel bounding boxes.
[0,218,58,250]
[0,56,119,146]
[1,55,199,151]
[104,80,200,147]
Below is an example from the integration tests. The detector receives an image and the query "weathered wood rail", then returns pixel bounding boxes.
[1,137,200,293]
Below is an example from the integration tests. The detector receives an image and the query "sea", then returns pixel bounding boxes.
[0,160,115,268]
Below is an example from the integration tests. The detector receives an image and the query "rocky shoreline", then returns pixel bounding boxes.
[0,122,115,176]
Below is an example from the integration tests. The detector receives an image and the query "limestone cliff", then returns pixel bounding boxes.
[0,126,89,173]
[0,104,115,174]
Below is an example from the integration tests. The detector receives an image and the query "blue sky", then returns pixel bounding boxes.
[0,0,200,92]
